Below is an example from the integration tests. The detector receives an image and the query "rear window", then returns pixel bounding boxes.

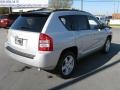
[0,15,8,19]
[10,14,48,32]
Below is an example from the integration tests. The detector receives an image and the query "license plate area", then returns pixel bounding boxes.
[15,37,23,46]
[14,36,27,49]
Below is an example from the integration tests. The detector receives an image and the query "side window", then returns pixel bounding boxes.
[72,15,89,30]
[60,16,72,30]
[59,15,89,31]
[88,16,99,30]
[9,15,19,20]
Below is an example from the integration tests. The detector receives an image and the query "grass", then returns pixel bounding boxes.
[109,24,120,28]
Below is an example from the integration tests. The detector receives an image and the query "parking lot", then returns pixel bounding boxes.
[0,28,120,90]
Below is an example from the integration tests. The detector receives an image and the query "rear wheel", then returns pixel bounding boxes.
[56,52,76,79]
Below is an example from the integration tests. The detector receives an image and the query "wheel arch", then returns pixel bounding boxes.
[107,35,112,41]
[59,46,78,59]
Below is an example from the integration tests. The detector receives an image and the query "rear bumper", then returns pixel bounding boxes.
[5,42,61,70]
[0,23,8,28]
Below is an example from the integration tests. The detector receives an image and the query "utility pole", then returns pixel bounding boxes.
[81,0,83,10]
[117,0,119,13]
[114,0,115,13]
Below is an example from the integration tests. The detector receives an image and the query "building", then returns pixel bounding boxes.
[12,7,41,12]
[112,13,120,19]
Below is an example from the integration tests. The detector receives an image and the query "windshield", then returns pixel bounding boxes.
[10,14,48,32]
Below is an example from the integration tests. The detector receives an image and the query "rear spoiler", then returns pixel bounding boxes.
[20,12,50,17]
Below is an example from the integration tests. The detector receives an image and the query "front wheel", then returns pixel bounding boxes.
[56,52,76,79]
[102,38,111,53]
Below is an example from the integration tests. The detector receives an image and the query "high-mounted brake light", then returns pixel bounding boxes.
[38,33,53,51]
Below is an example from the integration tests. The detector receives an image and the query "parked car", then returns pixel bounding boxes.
[5,9,112,79]
[0,14,19,28]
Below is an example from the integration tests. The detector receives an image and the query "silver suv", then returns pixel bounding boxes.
[5,9,112,78]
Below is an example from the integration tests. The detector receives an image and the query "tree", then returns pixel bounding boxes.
[0,7,9,14]
[49,0,73,9]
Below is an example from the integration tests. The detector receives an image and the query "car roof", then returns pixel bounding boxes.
[26,8,93,16]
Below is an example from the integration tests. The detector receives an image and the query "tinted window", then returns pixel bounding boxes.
[60,15,89,31]
[9,14,19,20]
[10,14,48,32]
[60,16,72,30]
[88,16,99,30]
[0,15,8,19]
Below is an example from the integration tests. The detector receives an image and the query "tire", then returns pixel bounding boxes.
[102,38,111,53]
[56,52,76,79]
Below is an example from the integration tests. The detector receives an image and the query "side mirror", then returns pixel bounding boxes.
[97,24,106,29]
[107,26,112,29]
[98,23,111,29]
[100,23,106,29]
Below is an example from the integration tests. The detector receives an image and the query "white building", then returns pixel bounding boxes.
[12,7,41,12]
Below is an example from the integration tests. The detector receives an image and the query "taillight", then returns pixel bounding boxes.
[38,33,53,51]
[1,18,9,24]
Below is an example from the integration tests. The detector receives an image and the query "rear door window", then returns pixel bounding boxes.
[10,14,49,32]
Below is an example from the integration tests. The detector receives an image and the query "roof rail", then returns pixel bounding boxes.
[28,8,83,12]
[27,8,90,15]
[27,8,53,12]
[53,9,80,12]
[52,9,90,14]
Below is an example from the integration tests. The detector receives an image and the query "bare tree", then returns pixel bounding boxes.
[49,0,73,9]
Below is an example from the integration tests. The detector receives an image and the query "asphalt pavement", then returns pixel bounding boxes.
[0,28,120,90]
